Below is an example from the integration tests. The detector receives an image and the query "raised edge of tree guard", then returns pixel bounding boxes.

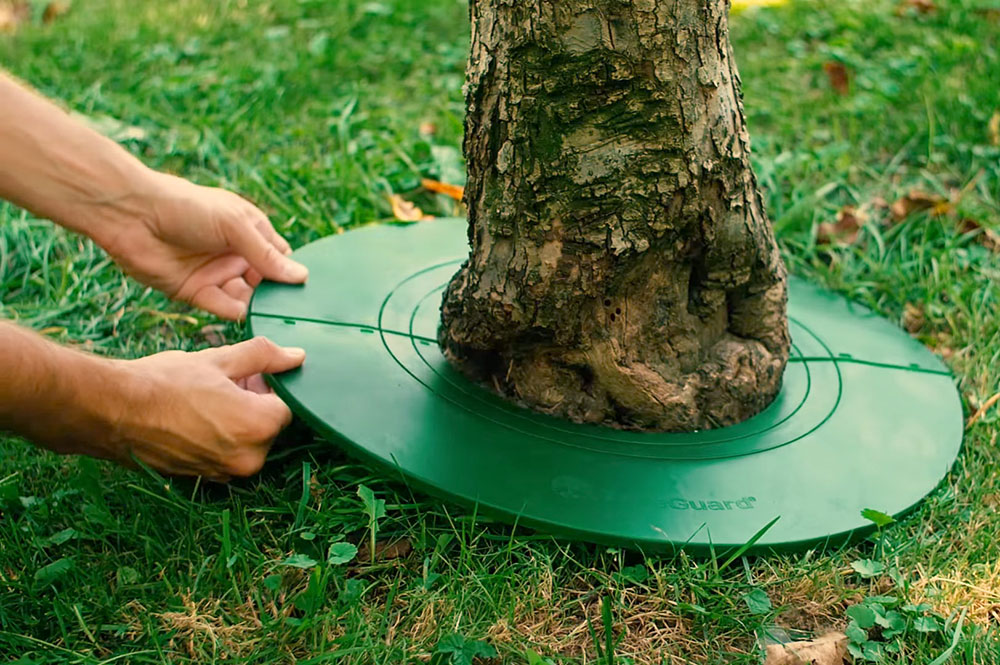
[249,219,963,554]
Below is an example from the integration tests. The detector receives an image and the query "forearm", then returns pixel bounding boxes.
[0,71,155,245]
[0,320,127,459]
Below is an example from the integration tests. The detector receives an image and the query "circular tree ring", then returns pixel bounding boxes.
[249,219,963,553]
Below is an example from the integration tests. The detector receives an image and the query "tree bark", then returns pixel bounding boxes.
[439,0,789,431]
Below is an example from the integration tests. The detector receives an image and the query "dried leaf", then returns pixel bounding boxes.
[0,1,30,33]
[988,111,1000,147]
[929,331,955,361]
[418,121,437,136]
[42,0,70,24]
[903,302,925,334]
[200,324,226,347]
[895,0,936,15]
[421,178,465,202]
[731,0,787,11]
[764,632,848,665]
[357,538,412,563]
[816,206,866,245]
[822,61,850,96]
[958,218,1000,253]
[388,194,433,222]
[890,189,949,222]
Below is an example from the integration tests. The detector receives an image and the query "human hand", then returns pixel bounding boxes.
[104,337,306,481]
[97,172,308,320]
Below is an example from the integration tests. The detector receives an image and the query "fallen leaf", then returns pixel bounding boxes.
[764,632,848,665]
[388,194,433,222]
[731,0,787,11]
[902,303,925,334]
[816,206,866,245]
[309,474,325,500]
[928,331,955,361]
[895,0,936,14]
[42,0,70,24]
[0,1,30,33]
[421,178,465,202]
[890,189,950,222]
[988,111,1000,147]
[357,538,412,563]
[200,324,226,347]
[958,218,1000,253]
[822,61,850,96]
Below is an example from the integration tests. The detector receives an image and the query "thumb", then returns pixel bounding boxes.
[224,214,308,284]
[207,337,306,379]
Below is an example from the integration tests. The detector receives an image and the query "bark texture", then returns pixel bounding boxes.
[440,0,789,431]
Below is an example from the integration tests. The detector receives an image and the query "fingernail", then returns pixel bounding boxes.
[285,261,308,282]
[283,247,293,256]
[287,347,306,360]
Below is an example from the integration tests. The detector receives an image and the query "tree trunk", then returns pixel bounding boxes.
[439,0,789,431]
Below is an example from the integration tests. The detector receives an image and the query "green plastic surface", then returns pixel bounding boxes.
[249,219,963,553]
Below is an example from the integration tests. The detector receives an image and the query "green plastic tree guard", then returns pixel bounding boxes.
[248,219,963,553]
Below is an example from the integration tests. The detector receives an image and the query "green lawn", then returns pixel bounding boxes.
[1,0,998,662]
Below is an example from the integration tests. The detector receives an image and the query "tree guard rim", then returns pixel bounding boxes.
[249,220,964,554]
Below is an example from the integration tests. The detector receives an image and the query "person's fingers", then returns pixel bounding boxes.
[220,396,289,480]
[221,276,254,305]
[189,285,248,321]
[175,254,251,317]
[224,216,307,284]
[254,392,294,430]
[239,373,272,395]
[222,442,272,477]
[252,212,293,256]
[183,254,250,290]
[244,267,263,288]
[235,374,272,394]
[207,336,306,379]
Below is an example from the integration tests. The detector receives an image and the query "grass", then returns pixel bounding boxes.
[1,0,998,662]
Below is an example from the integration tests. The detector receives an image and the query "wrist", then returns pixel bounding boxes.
[78,357,141,460]
[71,163,163,251]
[31,344,142,462]
[46,350,130,460]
